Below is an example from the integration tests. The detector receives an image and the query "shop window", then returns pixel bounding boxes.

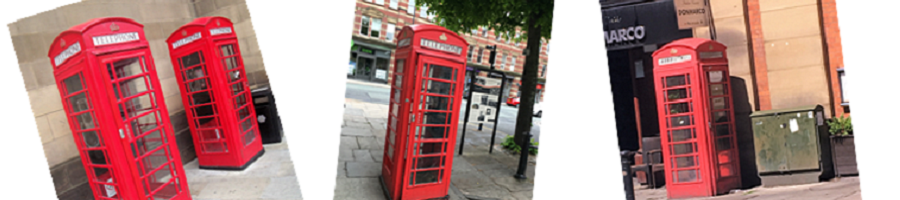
[389,0,398,9]
[360,16,370,36]
[386,23,396,41]
[407,0,416,15]
[839,68,848,105]
[376,0,384,5]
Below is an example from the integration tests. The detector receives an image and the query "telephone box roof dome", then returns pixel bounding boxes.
[652,38,726,57]
[402,24,469,46]
[180,16,232,28]
[167,16,234,41]
[49,17,143,58]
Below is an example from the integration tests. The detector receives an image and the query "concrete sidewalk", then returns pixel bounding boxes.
[634,176,862,200]
[336,98,537,200]
[184,142,303,200]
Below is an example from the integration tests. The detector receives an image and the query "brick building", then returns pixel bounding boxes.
[350,0,551,103]
[600,0,847,188]
[10,0,268,199]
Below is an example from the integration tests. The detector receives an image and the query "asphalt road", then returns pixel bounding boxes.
[344,81,542,143]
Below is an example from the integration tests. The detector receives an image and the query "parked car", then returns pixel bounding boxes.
[533,103,542,117]
[506,97,521,106]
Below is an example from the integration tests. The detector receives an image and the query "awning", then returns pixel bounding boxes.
[352,39,394,52]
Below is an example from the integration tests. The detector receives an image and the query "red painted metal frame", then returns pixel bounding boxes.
[166,16,264,170]
[381,24,469,200]
[651,38,741,199]
[48,17,191,200]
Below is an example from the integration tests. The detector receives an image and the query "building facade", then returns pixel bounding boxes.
[11,0,267,198]
[600,0,847,188]
[351,0,551,103]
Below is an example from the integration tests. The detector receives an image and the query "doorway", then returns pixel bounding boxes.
[354,56,375,80]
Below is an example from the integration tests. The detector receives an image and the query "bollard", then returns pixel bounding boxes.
[514,132,532,180]
[622,150,636,200]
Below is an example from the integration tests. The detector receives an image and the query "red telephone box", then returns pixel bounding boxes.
[166,16,264,170]
[381,25,468,200]
[48,17,191,200]
[652,38,741,199]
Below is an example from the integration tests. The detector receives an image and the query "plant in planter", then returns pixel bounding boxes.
[828,115,853,136]
[828,115,858,176]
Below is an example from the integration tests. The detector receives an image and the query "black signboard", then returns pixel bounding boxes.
[601,0,693,51]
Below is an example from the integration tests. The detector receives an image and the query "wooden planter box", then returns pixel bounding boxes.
[831,135,859,177]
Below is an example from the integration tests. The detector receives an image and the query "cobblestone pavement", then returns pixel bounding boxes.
[335,97,537,200]
[183,142,303,200]
[633,176,862,200]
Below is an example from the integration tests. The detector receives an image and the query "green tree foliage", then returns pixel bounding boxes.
[416,0,554,145]
[414,0,553,42]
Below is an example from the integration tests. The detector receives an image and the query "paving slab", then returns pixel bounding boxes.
[333,178,389,200]
[346,162,382,178]
[338,147,355,162]
[260,176,303,199]
[340,136,360,149]
[358,136,384,150]
[342,127,374,137]
[353,149,374,162]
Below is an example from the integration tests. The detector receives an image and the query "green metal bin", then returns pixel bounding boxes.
[750,105,834,187]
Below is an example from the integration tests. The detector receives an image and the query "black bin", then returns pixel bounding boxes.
[251,86,283,144]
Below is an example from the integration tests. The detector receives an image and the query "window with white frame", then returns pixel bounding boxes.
[407,0,416,14]
[376,0,384,5]
[390,0,398,9]
[496,32,502,41]
[501,53,508,68]
[420,6,428,18]
[541,64,548,77]
[471,28,478,35]
[370,18,382,38]
[506,32,512,44]
[515,32,521,46]
[482,28,488,37]
[839,68,848,104]
[476,48,483,63]
[510,56,516,71]
[386,23,396,41]
[360,16,370,36]
[467,46,475,61]
[365,0,372,2]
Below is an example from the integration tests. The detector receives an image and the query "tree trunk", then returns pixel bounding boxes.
[513,10,543,145]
